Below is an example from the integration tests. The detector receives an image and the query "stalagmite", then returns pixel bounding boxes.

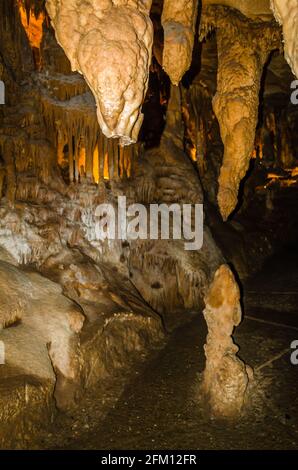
[46,0,154,145]
[200,6,280,220]
[202,264,252,418]
[270,0,298,78]
[161,0,198,85]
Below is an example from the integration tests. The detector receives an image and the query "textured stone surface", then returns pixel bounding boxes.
[200,6,280,220]
[213,36,266,220]
[270,0,298,78]
[161,0,198,85]
[0,259,85,410]
[202,265,252,418]
[129,86,223,329]
[46,0,153,145]
[3,0,297,449]
[0,247,164,447]
[203,0,273,20]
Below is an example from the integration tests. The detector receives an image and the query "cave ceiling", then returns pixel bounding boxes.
[1,0,297,220]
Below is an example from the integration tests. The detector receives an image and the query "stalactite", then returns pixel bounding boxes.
[46,0,154,145]
[182,84,211,174]
[161,0,199,85]
[18,0,45,70]
[97,133,104,182]
[202,0,273,21]
[42,93,98,183]
[129,242,209,314]
[270,0,298,78]
[119,145,125,180]
[42,90,137,184]
[0,0,35,80]
[200,6,281,220]
[113,139,120,181]
[38,74,89,103]
[161,85,184,150]
[0,129,59,204]
[103,135,109,180]
[92,145,99,183]
[108,138,114,183]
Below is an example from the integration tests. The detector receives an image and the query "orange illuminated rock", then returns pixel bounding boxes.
[200,6,280,220]
[162,0,198,85]
[46,0,154,145]
[202,265,253,418]
[18,2,45,50]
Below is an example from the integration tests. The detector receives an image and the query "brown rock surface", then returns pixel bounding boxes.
[161,0,198,85]
[200,6,280,219]
[203,0,273,21]
[202,264,252,418]
[46,0,154,144]
[0,260,85,410]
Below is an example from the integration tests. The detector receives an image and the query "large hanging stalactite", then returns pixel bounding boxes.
[46,0,154,145]
[200,6,281,220]
[270,0,298,78]
[161,0,198,85]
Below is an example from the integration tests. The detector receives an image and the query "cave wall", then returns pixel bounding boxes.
[0,0,298,447]
[0,0,223,447]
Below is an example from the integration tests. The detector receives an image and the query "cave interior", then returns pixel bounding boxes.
[0,0,298,450]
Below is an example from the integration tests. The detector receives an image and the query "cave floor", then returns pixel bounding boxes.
[35,248,298,451]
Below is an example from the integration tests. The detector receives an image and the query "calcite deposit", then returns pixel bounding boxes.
[202,0,273,21]
[161,0,198,85]
[270,0,298,78]
[0,258,85,410]
[46,0,154,144]
[1,0,298,450]
[202,264,252,418]
[200,6,280,219]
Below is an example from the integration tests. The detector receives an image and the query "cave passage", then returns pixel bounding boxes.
[33,245,298,450]
[0,0,298,454]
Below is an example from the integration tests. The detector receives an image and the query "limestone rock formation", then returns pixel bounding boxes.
[200,6,280,219]
[202,264,252,418]
[46,0,154,145]
[2,0,297,448]
[161,0,198,85]
[270,0,298,78]
[128,86,223,328]
[0,260,85,410]
[202,0,273,21]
